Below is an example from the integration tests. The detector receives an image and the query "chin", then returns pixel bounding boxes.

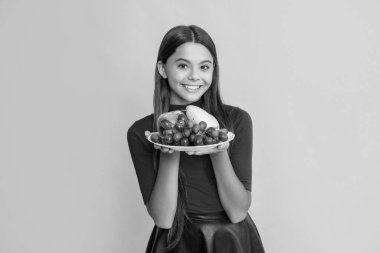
[181,94,203,103]
[171,86,208,104]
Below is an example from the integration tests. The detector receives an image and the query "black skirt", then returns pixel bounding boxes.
[146,211,265,253]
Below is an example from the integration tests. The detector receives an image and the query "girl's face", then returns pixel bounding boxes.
[158,42,214,105]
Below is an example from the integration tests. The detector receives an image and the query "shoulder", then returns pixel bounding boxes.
[128,114,154,132]
[222,104,252,122]
[127,114,154,142]
[222,104,253,138]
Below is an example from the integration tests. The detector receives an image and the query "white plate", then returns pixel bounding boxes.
[147,132,235,152]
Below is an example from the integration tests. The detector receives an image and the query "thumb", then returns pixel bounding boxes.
[145,131,151,138]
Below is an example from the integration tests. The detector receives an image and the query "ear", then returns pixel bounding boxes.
[157,61,167,79]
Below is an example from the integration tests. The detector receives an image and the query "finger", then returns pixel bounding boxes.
[197,147,221,155]
[217,143,229,149]
[192,150,207,156]
[186,151,194,155]
[195,147,216,155]
[168,149,174,154]
[145,131,151,138]
[153,144,161,149]
[162,147,169,153]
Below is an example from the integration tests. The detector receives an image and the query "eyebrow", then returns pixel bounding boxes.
[174,58,213,64]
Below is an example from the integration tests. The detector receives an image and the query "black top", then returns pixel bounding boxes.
[127,101,253,213]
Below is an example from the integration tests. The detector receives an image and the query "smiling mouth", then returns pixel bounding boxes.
[181,84,202,91]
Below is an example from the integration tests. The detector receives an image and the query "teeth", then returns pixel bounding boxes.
[185,85,200,90]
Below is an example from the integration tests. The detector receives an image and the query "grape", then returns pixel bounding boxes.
[211,129,219,138]
[163,129,173,135]
[186,120,195,128]
[160,119,173,130]
[151,133,159,143]
[183,128,191,138]
[219,128,228,135]
[204,136,213,145]
[219,132,228,142]
[177,114,187,122]
[205,127,219,138]
[199,121,207,132]
[189,134,196,143]
[194,135,204,146]
[192,124,200,134]
[180,138,189,146]
[164,134,173,144]
[205,127,215,136]
[173,132,183,142]
[175,120,186,131]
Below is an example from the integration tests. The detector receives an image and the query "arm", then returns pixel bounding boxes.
[128,127,180,229]
[146,150,180,229]
[210,150,251,223]
[186,108,254,223]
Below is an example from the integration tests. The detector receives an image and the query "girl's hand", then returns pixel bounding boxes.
[186,142,230,156]
[145,131,175,154]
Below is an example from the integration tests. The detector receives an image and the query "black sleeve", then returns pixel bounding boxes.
[127,122,156,204]
[228,108,253,191]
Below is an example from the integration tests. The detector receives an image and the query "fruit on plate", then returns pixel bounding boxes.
[150,106,230,147]
[156,110,185,132]
[186,105,219,129]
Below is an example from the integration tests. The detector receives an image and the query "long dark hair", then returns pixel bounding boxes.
[152,25,233,250]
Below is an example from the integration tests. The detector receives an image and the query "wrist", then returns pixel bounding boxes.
[160,150,180,163]
[210,150,227,161]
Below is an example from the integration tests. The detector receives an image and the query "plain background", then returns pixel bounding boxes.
[1,0,379,252]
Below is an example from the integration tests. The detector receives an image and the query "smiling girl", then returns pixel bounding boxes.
[127,25,265,253]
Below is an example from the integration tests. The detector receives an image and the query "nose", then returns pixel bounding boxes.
[188,68,200,81]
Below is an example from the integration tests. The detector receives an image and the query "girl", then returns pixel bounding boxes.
[127,25,265,253]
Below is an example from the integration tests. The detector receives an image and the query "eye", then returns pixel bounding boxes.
[177,63,188,69]
[201,65,211,71]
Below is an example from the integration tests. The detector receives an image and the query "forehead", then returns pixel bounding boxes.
[168,42,213,63]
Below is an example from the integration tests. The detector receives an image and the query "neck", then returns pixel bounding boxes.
[169,99,203,111]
